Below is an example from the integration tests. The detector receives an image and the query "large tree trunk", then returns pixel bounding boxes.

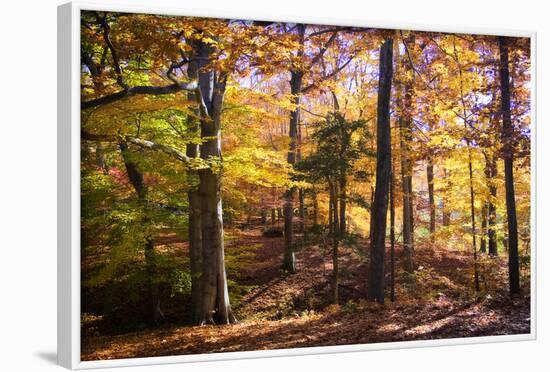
[283,25,305,273]
[498,36,520,295]
[283,24,306,272]
[186,54,202,324]
[119,141,164,325]
[194,41,236,324]
[367,38,393,304]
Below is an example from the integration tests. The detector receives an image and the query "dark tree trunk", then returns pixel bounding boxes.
[271,208,276,226]
[367,38,393,304]
[119,141,164,325]
[390,154,396,302]
[426,153,435,241]
[499,36,520,295]
[369,184,375,244]
[261,208,267,224]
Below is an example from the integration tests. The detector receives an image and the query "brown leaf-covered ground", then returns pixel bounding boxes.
[81,225,530,361]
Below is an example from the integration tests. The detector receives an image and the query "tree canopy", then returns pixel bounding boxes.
[80,11,531,360]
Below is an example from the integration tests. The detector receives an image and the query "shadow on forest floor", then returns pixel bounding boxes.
[81,223,531,361]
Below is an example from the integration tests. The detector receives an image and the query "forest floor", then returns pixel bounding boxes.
[81,223,531,361]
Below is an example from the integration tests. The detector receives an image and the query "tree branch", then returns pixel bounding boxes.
[309,32,338,68]
[81,129,194,165]
[81,81,199,109]
[96,11,127,90]
[308,27,365,38]
[301,55,355,94]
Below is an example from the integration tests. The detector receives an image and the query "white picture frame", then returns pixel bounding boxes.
[58,1,537,369]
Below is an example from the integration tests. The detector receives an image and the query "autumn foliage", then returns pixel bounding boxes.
[80,11,531,360]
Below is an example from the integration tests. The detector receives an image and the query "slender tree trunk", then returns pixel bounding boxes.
[95,142,108,174]
[454,36,479,292]
[367,38,393,304]
[499,36,520,295]
[442,167,451,226]
[399,116,414,272]
[339,176,347,235]
[271,208,276,226]
[426,153,435,241]
[329,180,340,304]
[369,184,375,243]
[390,154,396,302]
[467,147,480,292]
[480,202,488,253]
[119,141,164,325]
[487,155,498,255]
[399,35,415,272]
[298,188,305,232]
[328,186,334,234]
[297,115,305,233]
[312,188,319,226]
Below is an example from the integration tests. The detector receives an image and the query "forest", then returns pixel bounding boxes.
[79,11,531,360]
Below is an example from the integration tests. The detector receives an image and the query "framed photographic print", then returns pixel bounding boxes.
[58,1,536,369]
